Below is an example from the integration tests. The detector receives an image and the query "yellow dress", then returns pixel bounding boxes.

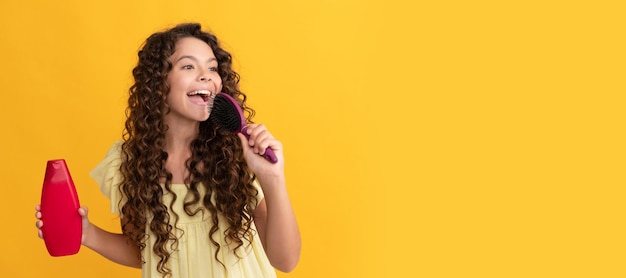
[90,141,276,278]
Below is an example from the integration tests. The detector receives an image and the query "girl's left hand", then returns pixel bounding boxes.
[237,124,285,178]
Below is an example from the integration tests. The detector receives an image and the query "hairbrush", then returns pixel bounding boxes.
[40,159,82,256]
[209,93,278,163]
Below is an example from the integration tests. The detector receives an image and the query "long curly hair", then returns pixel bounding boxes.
[118,23,259,277]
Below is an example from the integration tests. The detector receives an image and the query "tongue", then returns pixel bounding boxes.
[188,95,206,105]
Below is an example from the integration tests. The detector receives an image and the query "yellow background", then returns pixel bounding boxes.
[1,0,624,277]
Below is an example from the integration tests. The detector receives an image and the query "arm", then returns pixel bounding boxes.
[82,209,142,268]
[36,205,142,268]
[253,182,301,272]
[238,124,301,272]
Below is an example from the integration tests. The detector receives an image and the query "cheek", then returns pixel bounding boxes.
[216,75,224,91]
[166,74,179,90]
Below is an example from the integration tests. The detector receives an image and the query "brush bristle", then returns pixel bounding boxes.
[209,94,243,132]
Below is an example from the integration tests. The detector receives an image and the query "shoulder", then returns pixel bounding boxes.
[89,141,125,209]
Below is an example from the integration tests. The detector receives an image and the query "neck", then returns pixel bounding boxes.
[163,120,200,154]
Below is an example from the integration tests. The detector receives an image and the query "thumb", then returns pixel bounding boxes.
[78,206,90,228]
[78,206,90,245]
[78,206,89,217]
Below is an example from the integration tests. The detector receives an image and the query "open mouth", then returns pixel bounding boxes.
[187,90,213,104]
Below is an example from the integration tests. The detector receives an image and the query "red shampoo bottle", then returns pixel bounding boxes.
[40,159,82,256]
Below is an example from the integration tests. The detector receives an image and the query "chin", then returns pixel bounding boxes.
[198,114,210,122]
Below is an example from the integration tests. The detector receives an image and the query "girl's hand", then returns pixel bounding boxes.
[78,207,91,245]
[35,205,44,239]
[35,205,92,245]
[238,124,285,179]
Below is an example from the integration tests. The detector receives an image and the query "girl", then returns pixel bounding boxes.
[35,23,301,278]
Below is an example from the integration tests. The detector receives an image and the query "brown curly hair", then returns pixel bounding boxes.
[118,23,259,277]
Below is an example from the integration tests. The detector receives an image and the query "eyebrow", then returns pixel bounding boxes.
[175,55,218,63]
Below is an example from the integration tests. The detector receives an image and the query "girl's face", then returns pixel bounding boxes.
[165,37,222,124]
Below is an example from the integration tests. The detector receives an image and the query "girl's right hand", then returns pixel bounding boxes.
[34,205,44,239]
[35,205,91,244]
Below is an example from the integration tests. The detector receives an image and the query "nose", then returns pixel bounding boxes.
[199,70,212,82]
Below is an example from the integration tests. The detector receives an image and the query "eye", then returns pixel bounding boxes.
[209,67,218,72]
[182,65,194,70]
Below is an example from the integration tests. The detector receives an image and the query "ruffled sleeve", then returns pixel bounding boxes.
[89,141,125,215]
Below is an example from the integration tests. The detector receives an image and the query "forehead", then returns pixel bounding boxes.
[171,37,215,59]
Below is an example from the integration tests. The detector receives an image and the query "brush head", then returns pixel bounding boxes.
[209,93,246,133]
[208,92,279,164]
